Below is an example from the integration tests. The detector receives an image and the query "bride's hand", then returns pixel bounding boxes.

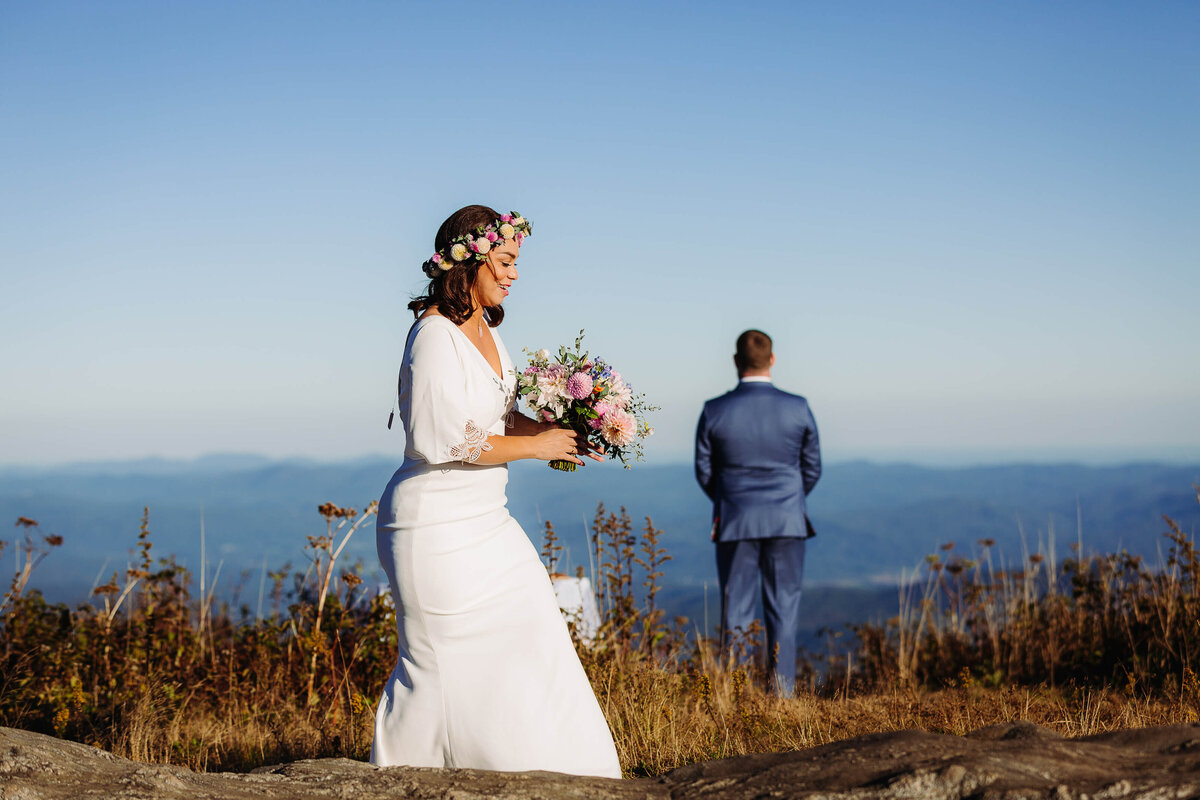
[576,430,605,462]
[532,427,586,466]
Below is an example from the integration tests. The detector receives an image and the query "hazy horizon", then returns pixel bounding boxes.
[3,446,1197,473]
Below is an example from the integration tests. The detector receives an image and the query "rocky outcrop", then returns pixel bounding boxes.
[3,722,1200,799]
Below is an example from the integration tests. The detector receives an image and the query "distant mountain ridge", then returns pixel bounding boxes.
[0,453,283,478]
[2,456,1197,646]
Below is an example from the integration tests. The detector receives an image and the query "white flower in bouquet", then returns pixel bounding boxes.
[607,377,633,409]
[536,365,570,407]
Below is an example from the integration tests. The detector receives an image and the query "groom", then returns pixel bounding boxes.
[693,329,821,695]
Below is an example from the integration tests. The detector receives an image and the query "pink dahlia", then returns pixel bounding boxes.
[600,409,637,448]
[567,371,594,400]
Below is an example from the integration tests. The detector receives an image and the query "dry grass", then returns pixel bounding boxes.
[2,492,1199,777]
[598,668,1196,777]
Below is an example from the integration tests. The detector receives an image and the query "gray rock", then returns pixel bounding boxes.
[3,722,1200,799]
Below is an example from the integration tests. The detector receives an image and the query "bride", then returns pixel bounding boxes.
[370,205,622,778]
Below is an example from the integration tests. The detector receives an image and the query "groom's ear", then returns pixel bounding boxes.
[770,353,776,367]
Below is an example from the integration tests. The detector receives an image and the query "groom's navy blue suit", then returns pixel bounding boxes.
[694,377,821,694]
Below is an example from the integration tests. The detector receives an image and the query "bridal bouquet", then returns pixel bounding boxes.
[518,331,657,471]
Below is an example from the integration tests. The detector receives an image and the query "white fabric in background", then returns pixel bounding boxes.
[552,575,602,644]
[371,316,621,778]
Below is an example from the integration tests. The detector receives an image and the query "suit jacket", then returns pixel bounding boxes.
[694,380,821,542]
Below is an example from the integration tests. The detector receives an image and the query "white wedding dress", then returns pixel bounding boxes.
[370,315,621,778]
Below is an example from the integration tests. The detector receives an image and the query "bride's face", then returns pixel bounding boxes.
[473,238,520,307]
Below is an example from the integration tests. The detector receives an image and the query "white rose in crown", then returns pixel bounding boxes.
[498,223,515,239]
[475,237,491,254]
[512,217,526,227]
[450,243,469,261]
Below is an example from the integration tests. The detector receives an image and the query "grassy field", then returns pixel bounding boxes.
[2,493,1198,776]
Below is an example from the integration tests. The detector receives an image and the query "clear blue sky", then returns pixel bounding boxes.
[2,1,1197,466]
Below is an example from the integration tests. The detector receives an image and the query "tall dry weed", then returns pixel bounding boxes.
[841,489,1200,695]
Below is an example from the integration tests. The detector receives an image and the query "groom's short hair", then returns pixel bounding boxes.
[735,329,773,371]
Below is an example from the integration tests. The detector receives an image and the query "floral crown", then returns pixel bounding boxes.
[422,211,532,278]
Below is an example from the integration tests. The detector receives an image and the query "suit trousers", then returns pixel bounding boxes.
[715,537,806,695]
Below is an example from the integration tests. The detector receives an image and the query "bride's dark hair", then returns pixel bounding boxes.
[408,204,505,327]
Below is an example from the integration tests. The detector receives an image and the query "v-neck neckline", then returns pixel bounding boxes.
[424,314,506,382]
